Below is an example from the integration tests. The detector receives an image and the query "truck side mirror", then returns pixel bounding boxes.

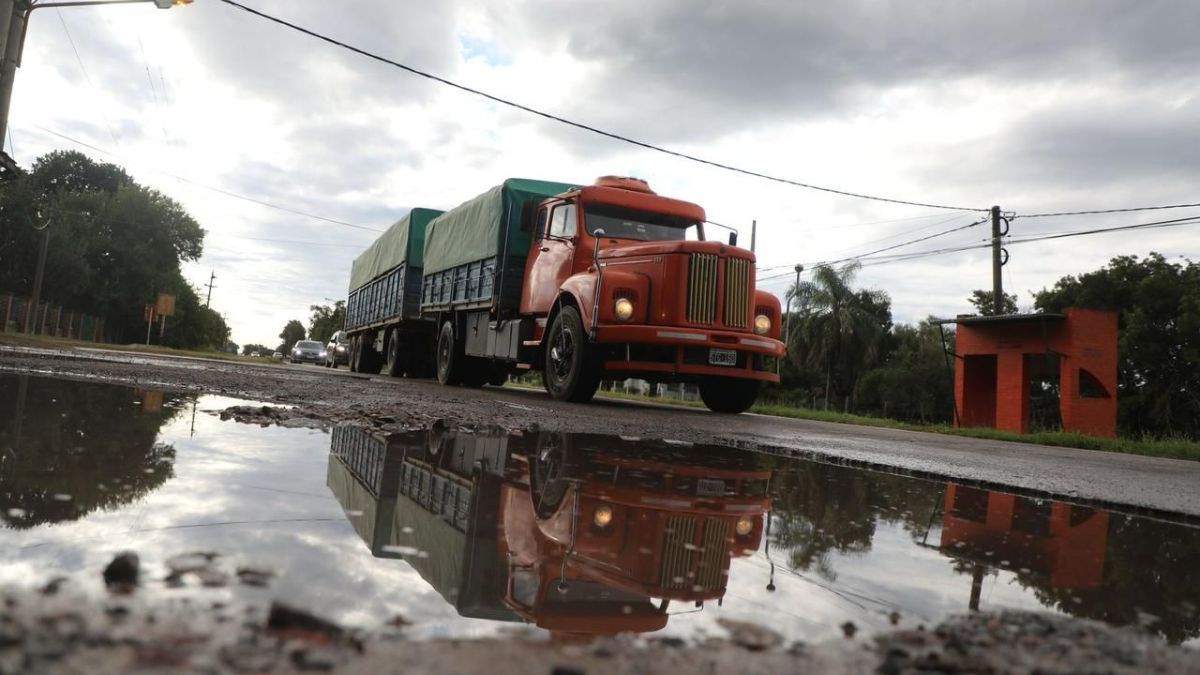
[728,232,738,246]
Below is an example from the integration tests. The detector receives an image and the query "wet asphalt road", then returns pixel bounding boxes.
[2,343,1199,519]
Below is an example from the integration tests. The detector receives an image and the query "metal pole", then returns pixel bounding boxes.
[25,215,48,334]
[750,219,756,253]
[0,0,27,159]
[990,205,1002,315]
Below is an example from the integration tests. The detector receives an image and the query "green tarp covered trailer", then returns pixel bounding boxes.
[325,426,519,623]
[421,178,577,313]
[346,208,443,331]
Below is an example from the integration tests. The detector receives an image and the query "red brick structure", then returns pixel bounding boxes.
[940,484,1108,590]
[952,308,1118,437]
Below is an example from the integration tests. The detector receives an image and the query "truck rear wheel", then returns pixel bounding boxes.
[383,328,402,377]
[436,321,463,386]
[355,336,381,374]
[348,337,360,373]
[698,377,761,414]
[543,306,601,403]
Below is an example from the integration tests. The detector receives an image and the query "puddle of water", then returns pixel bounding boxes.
[2,373,1199,646]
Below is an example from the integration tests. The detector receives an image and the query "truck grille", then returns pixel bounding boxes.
[724,258,751,328]
[697,519,728,591]
[658,515,727,593]
[660,515,697,590]
[686,253,718,325]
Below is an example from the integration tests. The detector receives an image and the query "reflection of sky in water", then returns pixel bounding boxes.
[2,374,1199,645]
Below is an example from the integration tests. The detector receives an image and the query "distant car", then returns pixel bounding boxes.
[250,351,261,357]
[325,330,349,368]
[272,351,283,360]
[290,340,326,365]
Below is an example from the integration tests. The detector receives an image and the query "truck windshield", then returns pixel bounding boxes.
[584,204,703,242]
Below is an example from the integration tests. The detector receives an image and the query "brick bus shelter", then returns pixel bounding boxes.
[946,308,1118,437]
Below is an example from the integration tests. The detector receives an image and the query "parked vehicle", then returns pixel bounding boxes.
[272,351,283,360]
[343,177,784,413]
[324,330,349,368]
[290,340,326,364]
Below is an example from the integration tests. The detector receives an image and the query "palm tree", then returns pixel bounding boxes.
[789,262,889,410]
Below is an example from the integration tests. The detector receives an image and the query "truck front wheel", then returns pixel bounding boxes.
[699,377,761,414]
[543,306,601,403]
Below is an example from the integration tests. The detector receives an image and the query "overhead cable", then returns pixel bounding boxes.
[215,0,983,213]
[1016,203,1200,219]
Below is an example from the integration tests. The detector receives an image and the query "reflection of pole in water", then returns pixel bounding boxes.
[764,511,776,592]
[190,398,198,438]
[8,374,29,457]
[968,564,985,612]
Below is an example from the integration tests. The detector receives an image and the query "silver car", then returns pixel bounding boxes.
[290,340,326,364]
[325,330,350,368]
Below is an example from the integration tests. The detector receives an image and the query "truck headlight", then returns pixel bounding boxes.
[593,504,614,528]
[614,298,634,322]
[753,314,771,335]
[735,516,754,536]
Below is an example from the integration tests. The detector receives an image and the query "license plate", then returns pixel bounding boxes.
[708,348,737,366]
[696,478,726,497]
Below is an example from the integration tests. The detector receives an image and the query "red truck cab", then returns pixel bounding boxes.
[520,177,784,412]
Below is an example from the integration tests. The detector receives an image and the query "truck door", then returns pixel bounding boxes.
[521,201,577,315]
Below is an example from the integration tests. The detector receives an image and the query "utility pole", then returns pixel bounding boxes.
[204,269,216,306]
[990,205,1005,315]
[750,219,757,253]
[24,208,48,333]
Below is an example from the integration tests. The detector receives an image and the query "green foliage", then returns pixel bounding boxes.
[786,262,892,408]
[0,151,214,347]
[278,319,306,353]
[308,301,345,344]
[855,318,954,423]
[968,289,1019,315]
[1035,253,1200,439]
[241,343,271,356]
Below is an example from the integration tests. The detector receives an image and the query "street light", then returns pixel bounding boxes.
[0,0,193,162]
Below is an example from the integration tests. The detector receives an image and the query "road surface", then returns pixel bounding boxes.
[2,343,1198,519]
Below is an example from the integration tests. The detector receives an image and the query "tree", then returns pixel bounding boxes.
[968,289,1018,316]
[1035,253,1200,438]
[788,262,891,409]
[241,344,270,356]
[0,151,208,345]
[308,301,345,344]
[856,318,954,423]
[279,320,306,353]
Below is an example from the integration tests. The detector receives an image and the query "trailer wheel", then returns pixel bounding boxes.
[436,321,463,386]
[698,377,761,414]
[543,306,601,403]
[383,328,403,377]
[348,337,359,373]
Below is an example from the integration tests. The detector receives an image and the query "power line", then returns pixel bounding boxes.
[24,124,384,232]
[759,216,988,277]
[757,214,1200,282]
[215,0,983,213]
[1016,203,1200,219]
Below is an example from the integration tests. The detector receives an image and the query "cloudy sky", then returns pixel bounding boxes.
[9,0,1199,347]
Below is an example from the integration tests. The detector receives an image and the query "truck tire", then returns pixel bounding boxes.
[698,377,761,414]
[543,306,601,403]
[355,336,381,374]
[383,328,403,377]
[436,321,463,386]
[348,337,359,373]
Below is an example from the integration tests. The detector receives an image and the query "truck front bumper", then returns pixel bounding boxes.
[593,324,784,383]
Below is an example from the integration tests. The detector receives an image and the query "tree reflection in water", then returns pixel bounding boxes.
[0,374,185,529]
